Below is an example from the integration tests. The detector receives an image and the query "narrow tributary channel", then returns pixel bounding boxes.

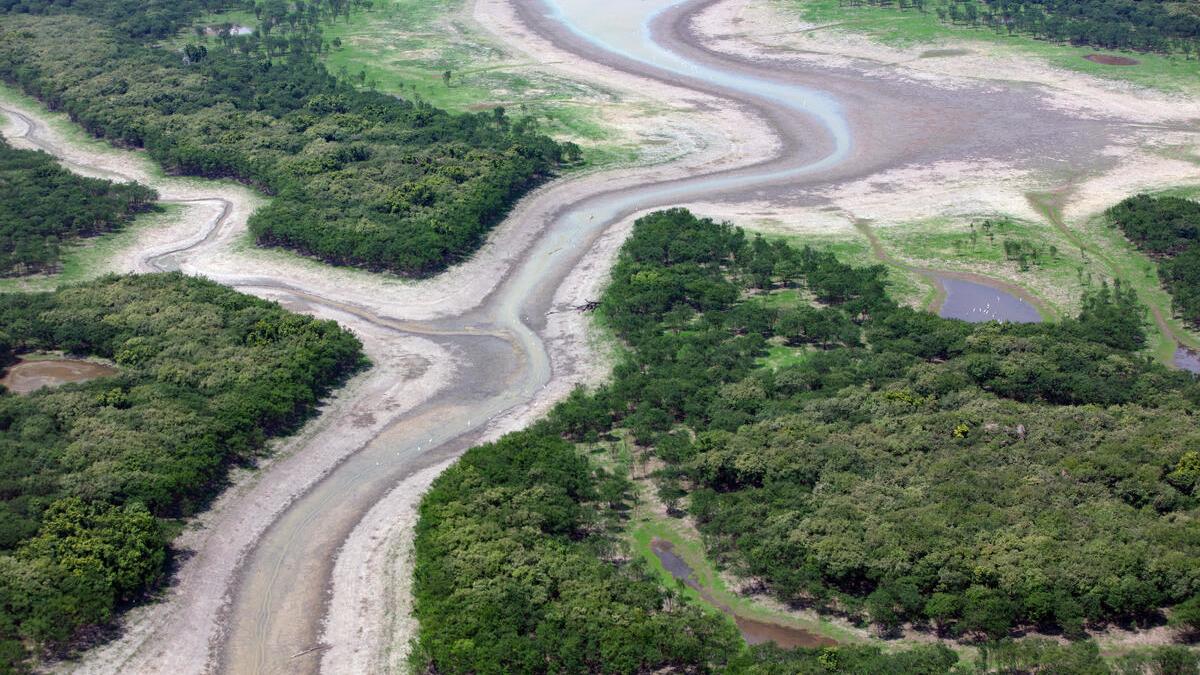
[650,538,835,649]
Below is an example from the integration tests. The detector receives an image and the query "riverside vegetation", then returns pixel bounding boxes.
[1108,194,1200,327]
[413,209,1200,673]
[0,0,573,276]
[0,137,156,277]
[0,274,365,671]
[833,0,1200,55]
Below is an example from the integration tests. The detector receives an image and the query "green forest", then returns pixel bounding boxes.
[840,0,1200,54]
[0,274,364,671]
[0,0,572,276]
[413,208,1200,673]
[1108,194,1200,327]
[0,137,156,277]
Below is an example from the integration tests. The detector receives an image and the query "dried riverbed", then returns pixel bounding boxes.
[1,0,1194,671]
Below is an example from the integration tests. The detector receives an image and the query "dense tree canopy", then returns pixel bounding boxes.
[1108,194,1200,326]
[0,0,231,38]
[843,0,1200,53]
[413,430,743,674]
[416,208,1200,672]
[0,2,568,276]
[0,273,364,671]
[0,137,156,277]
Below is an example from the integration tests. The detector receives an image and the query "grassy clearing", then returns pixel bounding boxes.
[874,215,1091,317]
[318,0,635,166]
[781,0,1200,94]
[758,343,812,369]
[766,230,934,309]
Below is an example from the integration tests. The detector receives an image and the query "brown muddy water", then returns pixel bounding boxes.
[650,538,835,649]
[0,357,117,394]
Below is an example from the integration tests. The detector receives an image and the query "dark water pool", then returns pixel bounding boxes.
[938,277,1042,323]
[1175,347,1200,375]
[650,538,834,649]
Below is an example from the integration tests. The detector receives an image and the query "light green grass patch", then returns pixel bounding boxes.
[875,216,1089,317]
[759,343,812,370]
[317,0,628,166]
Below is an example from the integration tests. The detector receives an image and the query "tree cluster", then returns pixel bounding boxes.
[0,0,229,38]
[0,8,568,276]
[840,0,1200,55]
[0,273,365,671]
[0,137,156,277]
[415,208,1200,671]
[1108,194,1200,326]
[412,429,743,674]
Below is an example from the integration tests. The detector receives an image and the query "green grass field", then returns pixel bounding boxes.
[318,0,636,166]
[763,231,934,309]
[784,0,1200,94]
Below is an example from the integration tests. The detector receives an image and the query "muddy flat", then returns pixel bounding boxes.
[1084,53,1139,66]
[0,357,116,394]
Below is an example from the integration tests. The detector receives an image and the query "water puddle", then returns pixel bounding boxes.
[937,277,1042,323]
[1175,346,1200,375]
[0,357,117,394]
[649,537,834,649]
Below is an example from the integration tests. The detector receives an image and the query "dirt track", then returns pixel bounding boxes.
[2,0,1196,672]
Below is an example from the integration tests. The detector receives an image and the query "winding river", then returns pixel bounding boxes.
[0,0,1173,672]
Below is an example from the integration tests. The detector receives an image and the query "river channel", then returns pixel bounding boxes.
[0,0,1155,671]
